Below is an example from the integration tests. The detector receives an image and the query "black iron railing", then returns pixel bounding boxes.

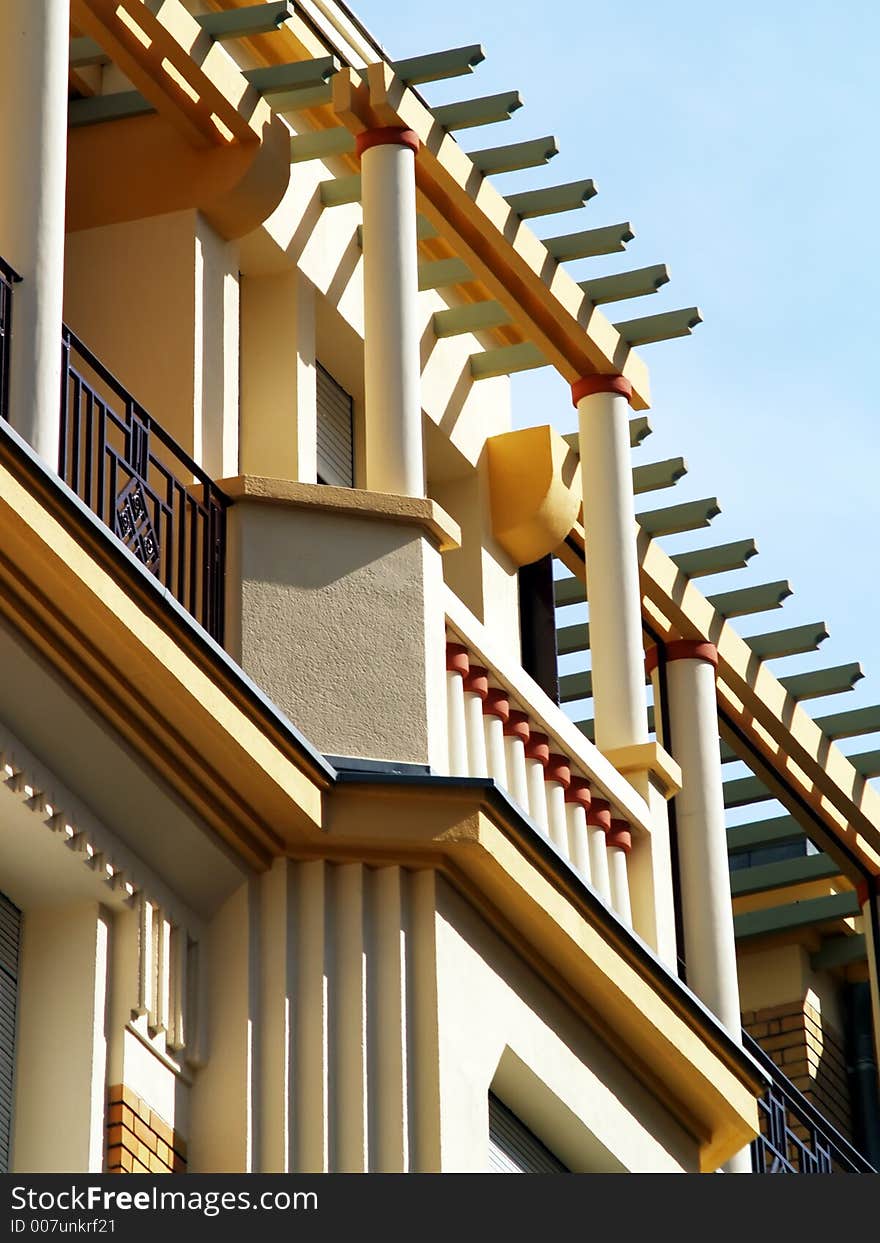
[0,255,21,424]
[59,328,228,643]
[745,1032,875,1172]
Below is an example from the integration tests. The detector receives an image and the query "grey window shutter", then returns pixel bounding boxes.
[0,892,21,1174]
[316,363,354,488]
[487,1093,568,1172]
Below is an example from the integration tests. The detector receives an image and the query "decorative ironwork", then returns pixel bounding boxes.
[59,328,228,643]
[745,1032,875,1173]
[0,255,21,425]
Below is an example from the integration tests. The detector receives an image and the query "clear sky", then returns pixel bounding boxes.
[354,0,880,763]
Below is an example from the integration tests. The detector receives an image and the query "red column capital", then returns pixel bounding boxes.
[355,127,420,158]
[571,374,634,408]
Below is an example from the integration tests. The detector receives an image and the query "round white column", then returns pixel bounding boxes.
[658,641,742,1037]
[357,127,424,497]
[573,375,648,751]
[483,689,510,789]
[545,754,571,858]
[607,819,633,925]
[0,0,69,468]
[587,798,613,905]
[565,779,592,884]
[503,711,531,812]
[462,665,489,778]
[524,732,550,834]
[445,643,469,777]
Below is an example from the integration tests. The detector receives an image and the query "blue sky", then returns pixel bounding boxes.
[355,0,880,752]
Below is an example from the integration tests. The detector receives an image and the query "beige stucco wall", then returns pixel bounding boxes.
[225,501,447,767]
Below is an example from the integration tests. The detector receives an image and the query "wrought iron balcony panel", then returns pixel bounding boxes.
[59,328,228,643]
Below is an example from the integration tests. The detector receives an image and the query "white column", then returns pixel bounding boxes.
[357,127,423,497]
[565,780,592,883]
[661,641,750,1173]
[524,733,550,834]
[607,820,633,925]
[503,712,531,812]
[462,665,488,777]
[545,754,571,858]
[587,799,613,906]
[0,0,69,468]
[482,689,509,789]
[445,643,469,777]
[574,376,647,751]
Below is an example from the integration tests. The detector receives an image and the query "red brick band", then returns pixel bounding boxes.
[565,776,592,809]
[545,754,571,788]
[587,798,612,832]
[356,127,420,157]
[571,374,633,408]
[483,688,510,723]
[446,642,469,677]
[503,710,530,744]
[524,732,550,766]
[463,665,489,699]
[645,640,718,676]
[607,819,632,853]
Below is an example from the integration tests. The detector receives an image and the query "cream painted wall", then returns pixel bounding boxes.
[738,941,845,1034]
[434,877,700,1173]
[226,501,447,767]
[63,210,239,475]
[12,902,110,1172]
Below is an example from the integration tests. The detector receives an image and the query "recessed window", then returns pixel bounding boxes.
[316,362,354,488]
[487,1092,568,1173]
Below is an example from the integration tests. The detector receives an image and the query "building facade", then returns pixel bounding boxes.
[0,0,877,1174]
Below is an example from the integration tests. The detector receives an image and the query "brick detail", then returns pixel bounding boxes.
[743,1002,854,1142]
[106,1085,187,1175]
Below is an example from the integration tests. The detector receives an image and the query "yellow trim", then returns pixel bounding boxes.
[485,426,580,567]
[604,742,682,800]
[218,475,461,552]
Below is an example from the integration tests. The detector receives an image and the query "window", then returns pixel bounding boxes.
[0,891,21,1173]
[487,1093,568,1172]
[316,363,354,488]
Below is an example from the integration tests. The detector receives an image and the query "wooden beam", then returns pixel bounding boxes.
[632,457,688,495]
[637,497,721,537]
[470,342,547,380]
[432,91,523,131]
[290,128,354,162]
[815,705,880,741]
[433,302,511,338]
[707,581,792,618]
[467,135,559,174]
[197,2,295,40]
[730,853,841,898]
[546,223,633,261]
[391,45,485,86]
[727,816,804,854]
[723,775,773,809]
[734,891,859,941]
[744,622,830,661]
[418,257,473,291]
[506,180,597,219]
[614,308,702,346]
[778,663,864,702]
[671,539,758,579]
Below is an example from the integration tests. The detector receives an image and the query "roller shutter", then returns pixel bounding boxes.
[487,1093,568,1173]
[316,363,354,488]
[0,892,21,1173]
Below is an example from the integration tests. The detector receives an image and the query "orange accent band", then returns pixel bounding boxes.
[571,374,633,407]
[483,688,510,723]
[463,665,489,699]
[503,710,530,743]
[446,642,469,677]
[524,732,550,766]
[607,819,632,853]
[645,640,718,675]
[545,754,571,788]
[587,798,612,832]
[356,127,420,157]
[565,776,592,809]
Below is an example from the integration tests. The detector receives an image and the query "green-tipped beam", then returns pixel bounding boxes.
[418,258,473,291]
[846,750,880,778]
[734,892,859,941]
[708,581,792,618]
[69,38,108,69]
[391,45,485,85]
[580,265,670,305]
[814,704,880,740]
[320,174,360,207]
[723,775,773,808]
[506,180,597,219]
[556,623,589,656]
[778,663,864,702]
[470,342,546,379]
[614,307,702,346]
[730,853,841,898]
[744,622,830,661]
[727,816,804,854]
[554,575,585,607]
[433,91,523,131]
[811,935,867,970]
[563,415,651,454]
[632,457,687,495]
[559,670,593,704]
[434,302,511,337]
[636,497,721,536]
[69,91,154,127]
[468,136,559,174]
[671,539,758,579]
[290,129,355,162]
[244,57,339,99]
[546,224,633,261]
[198,2,294,39]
